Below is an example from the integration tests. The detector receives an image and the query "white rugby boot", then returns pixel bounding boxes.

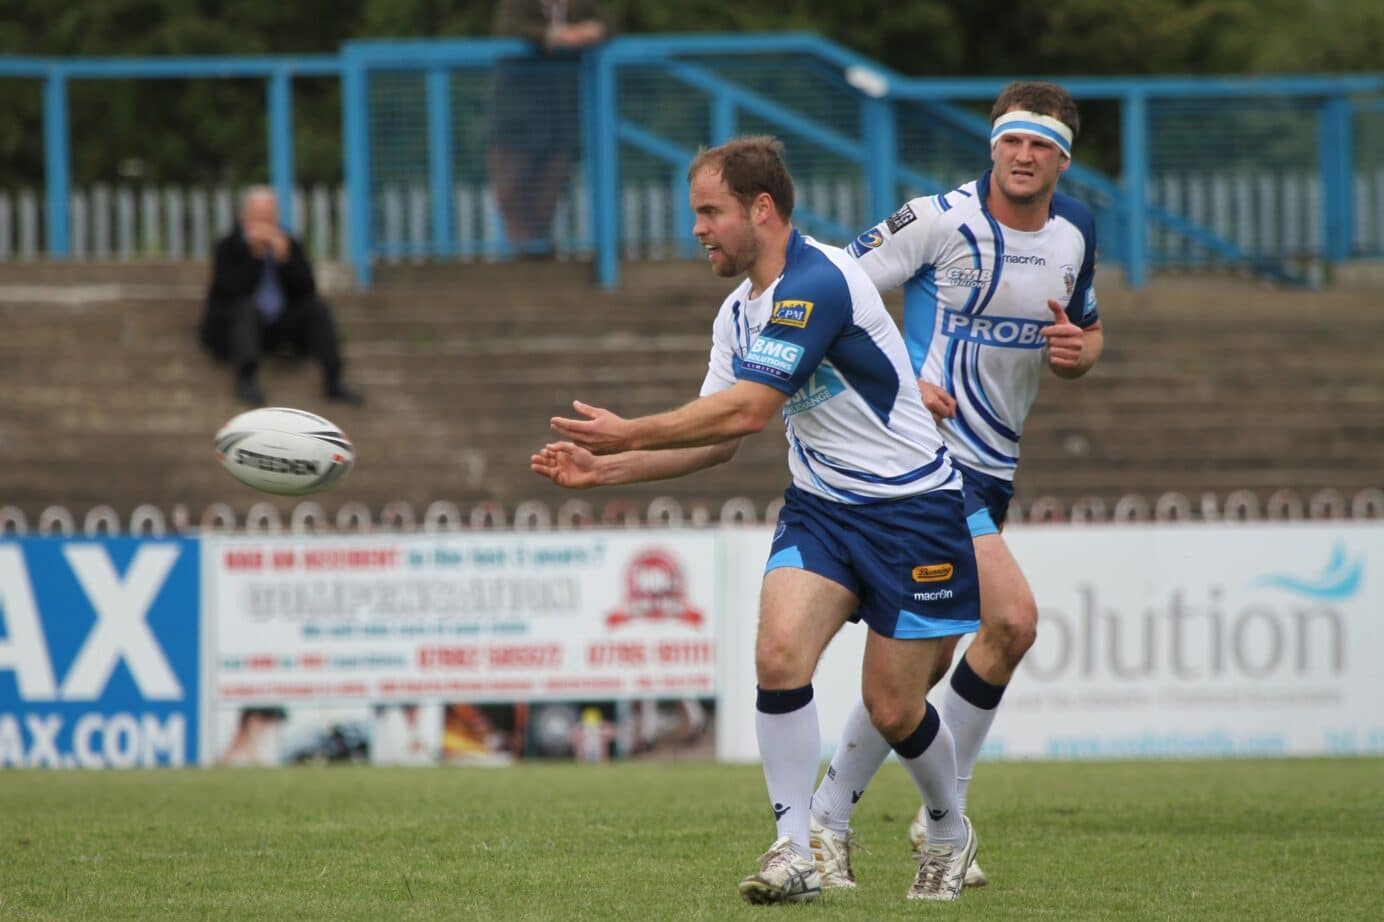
[906,815,977,902]
[737,835,823,905]
[808,817,856,889]
[909,803,988,888]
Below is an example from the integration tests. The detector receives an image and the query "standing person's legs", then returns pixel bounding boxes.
[738,567,854,905]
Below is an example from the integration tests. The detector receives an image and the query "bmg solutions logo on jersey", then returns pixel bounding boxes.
[0,538,200,768]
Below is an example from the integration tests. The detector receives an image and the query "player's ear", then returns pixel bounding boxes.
[1057,156,1070,175]
[754,192,774,224]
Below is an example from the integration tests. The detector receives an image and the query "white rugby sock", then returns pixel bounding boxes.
[939,653,1006,814]
[811,698,892,836]
[755,685,820,859]
[890,702,966,849]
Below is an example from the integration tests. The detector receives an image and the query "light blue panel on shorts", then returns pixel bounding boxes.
[765,546,805,572]
[966,507,999,538]
[894,611,980,640]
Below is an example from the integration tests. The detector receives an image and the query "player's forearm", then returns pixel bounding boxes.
[593,443,738,485]
[1052,327,1104,379]
[626,390,770,451]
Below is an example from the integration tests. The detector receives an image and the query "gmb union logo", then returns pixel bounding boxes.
[944,266,992,289]
[605,549,703,630]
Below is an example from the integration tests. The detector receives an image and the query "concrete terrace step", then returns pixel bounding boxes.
[2,267,1382,520]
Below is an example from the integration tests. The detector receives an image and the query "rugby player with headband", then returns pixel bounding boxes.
[809,81,1105,892]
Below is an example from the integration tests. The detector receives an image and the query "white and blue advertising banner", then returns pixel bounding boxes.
[204,532,720,707]
[0,538,201,768]
[717,523,1384,762]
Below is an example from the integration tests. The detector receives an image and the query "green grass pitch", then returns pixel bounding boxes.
[2,758,1382,920]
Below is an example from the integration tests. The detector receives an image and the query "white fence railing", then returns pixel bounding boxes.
[2,169,1383,266]
[2,488,1381,538]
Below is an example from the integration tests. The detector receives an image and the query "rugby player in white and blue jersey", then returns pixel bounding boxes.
[532,137,981,903]
[810,82,1105,890]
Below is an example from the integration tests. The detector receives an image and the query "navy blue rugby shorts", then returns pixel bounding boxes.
[954,461,1015,538]
[764,485,980,640]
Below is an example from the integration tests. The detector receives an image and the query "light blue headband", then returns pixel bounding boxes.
[990,110,1073,158]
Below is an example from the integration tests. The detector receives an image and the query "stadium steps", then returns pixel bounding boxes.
[1,260,1381,522]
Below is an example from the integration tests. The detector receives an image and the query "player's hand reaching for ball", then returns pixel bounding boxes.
[1040,299,1083,369]
[531,441,602,489]
[550,401,632,455]
[918,379,956,424]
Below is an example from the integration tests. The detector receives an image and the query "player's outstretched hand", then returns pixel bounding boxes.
[550,400,631,455]
[530,441,602,489]
[919,379,957,423]
[1040,299,1083,369]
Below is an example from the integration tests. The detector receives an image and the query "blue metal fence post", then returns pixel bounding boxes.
[590,46,620,288]
[1318,94,1355,263]
[1121,91,1150,289]
[42,67,70,259]
[861,96,898,224]
[341,55,372,287]
[426,69,454,259]
[711,95,735,145]
[268,69,295,230]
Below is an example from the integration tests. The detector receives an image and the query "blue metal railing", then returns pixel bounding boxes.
[3,36,1383,290]
[1,55,340,254]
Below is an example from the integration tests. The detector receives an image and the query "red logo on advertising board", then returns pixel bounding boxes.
[605,549,703,629]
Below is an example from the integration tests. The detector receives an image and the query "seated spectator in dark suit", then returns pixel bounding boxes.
[200,186,363,406]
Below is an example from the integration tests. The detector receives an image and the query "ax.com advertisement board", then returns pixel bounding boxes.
[0,538,201,768]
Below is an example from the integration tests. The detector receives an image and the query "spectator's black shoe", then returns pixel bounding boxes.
[325,383,365,406]
[234,377,266,407]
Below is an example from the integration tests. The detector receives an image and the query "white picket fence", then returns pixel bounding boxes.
[2,168,1383,265]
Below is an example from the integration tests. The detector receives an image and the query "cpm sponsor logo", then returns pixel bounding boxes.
[0,539,199,768]
[770,300,813,328]
[942,309,1047,350]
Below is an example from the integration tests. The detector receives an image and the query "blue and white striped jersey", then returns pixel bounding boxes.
[848,172,1100,481]
[699,229,958,504]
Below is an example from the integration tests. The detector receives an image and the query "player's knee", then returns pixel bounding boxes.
[754,634,809,688]
[861,692,923,744]
[984,596,1038,665]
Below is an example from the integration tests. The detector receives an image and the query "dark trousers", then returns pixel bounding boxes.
[202,297,344,387]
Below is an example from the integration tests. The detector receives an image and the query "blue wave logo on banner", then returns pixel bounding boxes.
[1256,544,1362,600]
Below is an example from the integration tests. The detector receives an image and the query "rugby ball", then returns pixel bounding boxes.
[214,407,354,496]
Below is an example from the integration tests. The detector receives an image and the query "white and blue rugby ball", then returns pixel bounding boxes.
[214,407,354,496]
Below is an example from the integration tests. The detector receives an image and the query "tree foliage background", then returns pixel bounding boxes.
[0,0,1379,187]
